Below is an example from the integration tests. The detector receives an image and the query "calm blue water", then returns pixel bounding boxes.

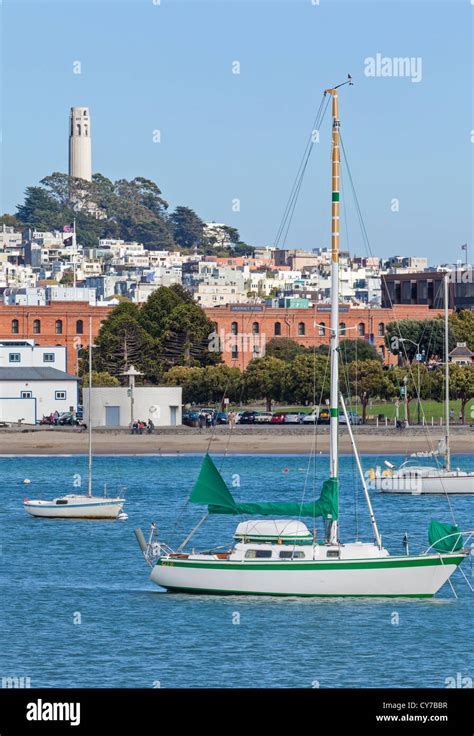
[0,453,473,689]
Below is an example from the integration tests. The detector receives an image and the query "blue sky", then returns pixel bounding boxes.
[2,0,472,262]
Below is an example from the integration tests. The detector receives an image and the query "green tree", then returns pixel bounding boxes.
[244,356,287,411]
[16,186,62,229]
[164,364,242,405]
[348,359,390,423]
[384,365,433,424]
[283,354,330,405]
[90,371,120,387]
[431,364,474,424]
[265,337,306,362]
[170,206,206,250]
[449,310,474,352]
[385,318,455,362]
[339,339,381,364]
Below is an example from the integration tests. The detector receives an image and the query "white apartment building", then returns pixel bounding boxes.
[0,366,78,425]
[0,340,67,372]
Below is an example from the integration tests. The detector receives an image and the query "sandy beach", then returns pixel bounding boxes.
[0,425,472,455]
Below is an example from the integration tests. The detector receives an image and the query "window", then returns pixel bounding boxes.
[252,322,260,335]
[245,549,272,559]
[43,353,55,363]
[318,322,326,336]
[21,391,32,399]
[33,319,41,334]
[231,345,238,359]
[55,390,67,400]
[378,322,385,336]
[358,322,365,337]
[252,345,260,358]
[76,123,81,135]
[9,353,21,363]
[298,322,306,336]
[76,320,84,335]
[279,551,306,559]
[274,322,281,336]
[326,549,340,558]
[55,320,63,335]
[56,499,68,505]
[230,321,238,336]
[339,322,346,336]
[11,319,19,335]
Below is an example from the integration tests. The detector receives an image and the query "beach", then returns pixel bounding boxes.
[0,425,472,455]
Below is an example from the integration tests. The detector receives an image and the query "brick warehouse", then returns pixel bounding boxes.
[0,301,446,375]
[0,302,112,374]
[204,303,447,371]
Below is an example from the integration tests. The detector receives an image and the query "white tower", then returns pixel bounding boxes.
[69,107,92,181]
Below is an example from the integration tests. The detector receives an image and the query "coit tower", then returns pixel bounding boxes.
[68,107,92,181]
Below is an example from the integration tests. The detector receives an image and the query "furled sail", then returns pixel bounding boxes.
[189,454,338,520]
[428,519,463,553]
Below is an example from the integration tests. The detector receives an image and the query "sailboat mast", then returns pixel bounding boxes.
[88,316,93,497]
[325,86,341,542]
[444,273,451,470]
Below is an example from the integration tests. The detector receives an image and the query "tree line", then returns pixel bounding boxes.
[2,172,253,255]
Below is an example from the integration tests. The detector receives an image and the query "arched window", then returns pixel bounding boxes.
[339,322,346,336]
[231,321,238,336]
[358,322,365,337]
[55,320,63,335]
[298,322,305,336]
[378,322,385,336]
[76,320,84,335]
[274,322,281,336]
[318,322,325,336]
[33,319,41,334]
[84,126,88,136]
[11,319,19,335]
[252,322,259,335]
[76,123,81,135]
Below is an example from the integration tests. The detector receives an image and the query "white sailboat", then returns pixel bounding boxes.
[136,80,470,597]
[370,273,474,495]
[24,320,126,520]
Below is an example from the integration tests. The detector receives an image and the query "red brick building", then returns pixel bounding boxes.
[0,302,113,374]
[204,303,446,370]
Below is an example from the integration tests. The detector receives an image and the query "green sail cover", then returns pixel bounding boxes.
[189,454,338,520]
[428,519,464,553]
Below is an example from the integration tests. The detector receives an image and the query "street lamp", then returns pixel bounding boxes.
[399,338,425,425]
[121,365,143,426]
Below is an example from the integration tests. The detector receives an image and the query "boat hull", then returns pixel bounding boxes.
[373,473,474,495]
[150,554,464,597]
[24,499,124,519]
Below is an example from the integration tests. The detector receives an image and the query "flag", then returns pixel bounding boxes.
[63,224,73,233]
[461,244,467,251]
[63,236,73,246]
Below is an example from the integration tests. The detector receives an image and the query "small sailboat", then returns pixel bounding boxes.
[370,274,474,495]
[136,79,470,597]
[24,320,126,520]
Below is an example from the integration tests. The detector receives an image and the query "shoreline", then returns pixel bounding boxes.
[0,426,472,456]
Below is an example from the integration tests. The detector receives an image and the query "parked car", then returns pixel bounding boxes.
[339,411,363,425]
[57,412,81,426]
[238,411,259,424]
[183,410,200,427]
[216,412,229,424]
[270,413,287,424]
[254,412,273,424]
[284,412,304,424]
[302,408,330,424]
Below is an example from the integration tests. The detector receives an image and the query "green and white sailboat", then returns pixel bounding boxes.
[136,81,470,597]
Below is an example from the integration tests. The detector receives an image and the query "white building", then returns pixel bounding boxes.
[0,367,79,425]
[0,340,67,372]
[83,386,182,427]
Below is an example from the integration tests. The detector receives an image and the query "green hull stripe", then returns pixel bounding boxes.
[330,408,338,417]
[158,555,464,572]
[163,586,433,599]
[332,192,340,202]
